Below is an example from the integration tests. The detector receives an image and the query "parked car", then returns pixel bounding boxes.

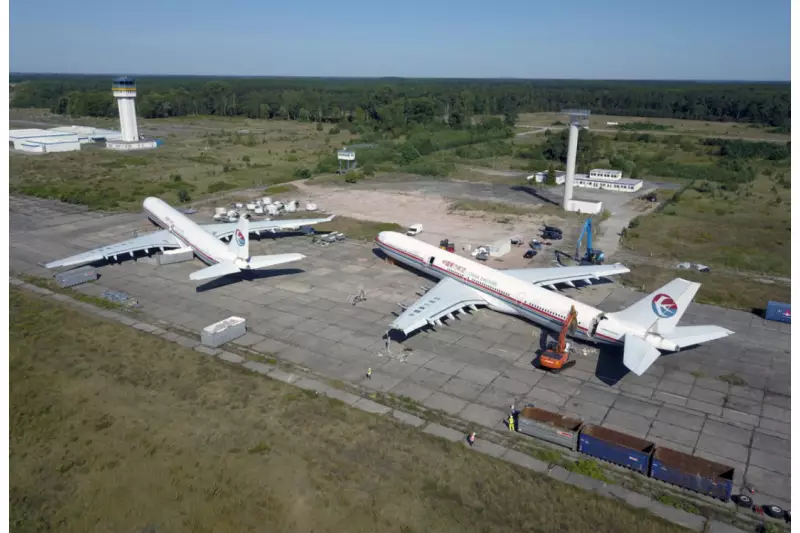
[524,250,537,259]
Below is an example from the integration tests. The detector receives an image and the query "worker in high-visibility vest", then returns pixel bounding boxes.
[467,432,476,446]
[366,367,372,379]
[508,414,515,432]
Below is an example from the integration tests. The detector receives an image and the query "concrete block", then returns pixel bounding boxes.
[473,439,508,459]
[565,471,606,492]
[490,376,533,396]
[456,364,500,386]
[695,433,749,463]
[194,345,219,357]
[157,247,193,265]
[751,430,790,457]
[689,386,726,406]
[707,520,751,533]
[201,316,246,347]
[548,465,570,482]
[391,409,425,428]
[525,386,569,407]
[503,449,548,473]
[424,356,468,376]
[423,392,468,415]
[685,399,723,416]
[758,417,790,436]
[217,351,245,364]
[242,361,273,376]
[572,384,618,407]
[295,378,332,395]
[648,421,699,448]
[601,408,652,438]
[722,408,759,427]
[232,332,265,347]
[423,423,464,443]
[353,397,391,415]
[388,381,435,404]
[645,500,706,532]
[652,390,688,406]
[761,404,790,423]
[656,405,706,431]
[459,402,506,429]
[441,377,488,401]
[701,419,752,445]
[743,465,791,500]
[748,449,790,474]
[537,374,581,396]
[561,398,610,424]
[324,388,361,406]
[613,395,660,418]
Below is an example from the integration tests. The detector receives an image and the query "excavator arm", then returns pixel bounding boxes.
[539,306,578,371]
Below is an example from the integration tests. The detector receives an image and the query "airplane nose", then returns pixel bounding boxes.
[376,231,389,244]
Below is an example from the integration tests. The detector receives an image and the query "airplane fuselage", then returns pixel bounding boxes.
[143,197,234,266]
[375,231,628,346]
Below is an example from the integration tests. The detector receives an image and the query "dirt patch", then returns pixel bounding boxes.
[294,181,579,268]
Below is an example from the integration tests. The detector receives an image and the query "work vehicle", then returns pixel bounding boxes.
[542,230,562,240]
[524,249,537,259]
[406,224,423,236]
[439,239,455,252]
[538,305,578,372]
[555,217,604,266]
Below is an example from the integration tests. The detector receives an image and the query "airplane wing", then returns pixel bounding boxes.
[203,215,335,239]
[43,230,180,270]
[389,277,489,336]
[503,263,630,289]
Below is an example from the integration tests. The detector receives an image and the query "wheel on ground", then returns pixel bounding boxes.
[764,504,784,518]
[735,494,753,508]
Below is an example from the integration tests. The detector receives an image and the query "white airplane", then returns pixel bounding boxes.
[44,196,335,281]
[375,231,734,376]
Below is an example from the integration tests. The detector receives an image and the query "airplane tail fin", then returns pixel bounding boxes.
[228,216,250,260]
[609,278,699,335]
[613,278,734,376]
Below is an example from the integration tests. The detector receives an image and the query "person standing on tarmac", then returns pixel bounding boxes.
[507,414,515,432]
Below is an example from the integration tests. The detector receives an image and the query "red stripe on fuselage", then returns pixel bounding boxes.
[375,236,620,344]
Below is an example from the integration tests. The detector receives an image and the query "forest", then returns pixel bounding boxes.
[10,74,791,129]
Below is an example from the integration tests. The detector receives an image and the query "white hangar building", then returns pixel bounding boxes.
[9,127,123,153]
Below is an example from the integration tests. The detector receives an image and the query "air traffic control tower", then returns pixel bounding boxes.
[560,109,590,210]
[106,77,158,151]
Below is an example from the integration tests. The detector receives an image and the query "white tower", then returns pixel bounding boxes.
[112,77,140,142]
[560,109,590,210]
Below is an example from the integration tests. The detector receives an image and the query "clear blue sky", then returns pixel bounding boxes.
[10,0,791,80]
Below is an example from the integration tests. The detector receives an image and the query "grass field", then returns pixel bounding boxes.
[9,287,689,533]
[516,112,791,142]
[9,109,357,211]
[621,175,790,278]
[620,264,790,311]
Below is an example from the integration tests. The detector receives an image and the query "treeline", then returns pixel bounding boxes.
[10,74,791,127]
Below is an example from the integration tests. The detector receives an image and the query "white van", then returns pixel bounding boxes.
[406,224,423,236]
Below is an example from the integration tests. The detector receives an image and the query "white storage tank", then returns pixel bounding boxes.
[254,205,264,215]
[214,207,227,216]
[262,196,272,205]
[305,202,318,211]
[267,205,279,215]
[246,203,256,211]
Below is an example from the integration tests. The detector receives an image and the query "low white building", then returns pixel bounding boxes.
[48,125,123,144]
[528,167,642,192]
[9,129,81,153]
[574,168,643,192]
[527,170,566,185]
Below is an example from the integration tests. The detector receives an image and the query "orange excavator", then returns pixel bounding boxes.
[538,305,578,372]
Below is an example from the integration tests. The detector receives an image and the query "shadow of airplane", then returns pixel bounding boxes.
[195,267,304,292]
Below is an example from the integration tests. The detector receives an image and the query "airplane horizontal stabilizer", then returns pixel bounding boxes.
[189,261,241,281]
[622,333,662,376]
[659,325,734,349]
[245,253,305,270]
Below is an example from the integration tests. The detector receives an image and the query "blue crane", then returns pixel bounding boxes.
[575,217,605,265]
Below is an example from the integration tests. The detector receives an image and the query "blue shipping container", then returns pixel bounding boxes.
[578,425,654,475]
[649,448,734,501]
[765,301,790,324]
